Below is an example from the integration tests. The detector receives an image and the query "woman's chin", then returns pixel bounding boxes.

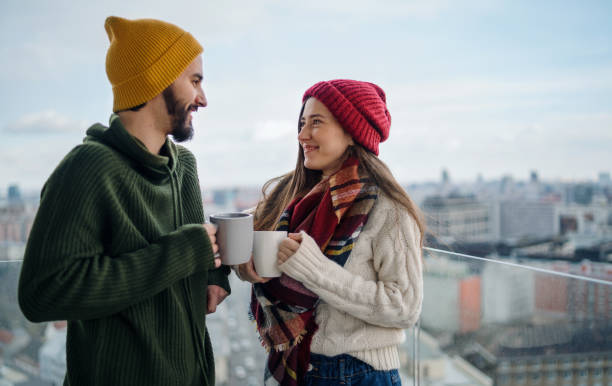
[303,160,318,171]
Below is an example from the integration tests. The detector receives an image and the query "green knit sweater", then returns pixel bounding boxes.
[18,114,230,386]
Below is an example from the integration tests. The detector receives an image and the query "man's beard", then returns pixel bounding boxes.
[162,87,194,142]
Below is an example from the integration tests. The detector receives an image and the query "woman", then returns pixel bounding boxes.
[235,79,424,386]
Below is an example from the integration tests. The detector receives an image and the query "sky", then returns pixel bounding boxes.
[1,0,611,192]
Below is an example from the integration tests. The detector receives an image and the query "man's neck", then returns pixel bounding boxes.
[117,111,168,155]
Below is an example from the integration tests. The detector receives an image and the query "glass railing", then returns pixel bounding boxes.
[2,251,611,385]
[1,259,63,385]
[401,248,612,386]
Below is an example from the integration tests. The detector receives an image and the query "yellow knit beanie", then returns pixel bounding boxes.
[104,16,203,112]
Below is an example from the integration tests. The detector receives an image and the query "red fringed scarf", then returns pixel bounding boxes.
[250,156,378,385]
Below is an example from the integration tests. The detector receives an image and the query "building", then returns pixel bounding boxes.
[7,185,22,206]
[421,255,481,333]
[0,242,26,261]
[557,202,612,237]
[0,207,34,261]
[534,272,568,316]
[422,195,494,243]
[569,183,596,205]
[481,260,535,324]
[498,200,557,241]
[493,329,611,386]
[400,329,493,385]
[39,323,67,385]
[564,260,612,322]
[598,172,611,187]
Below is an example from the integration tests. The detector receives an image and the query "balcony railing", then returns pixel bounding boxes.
[1,250,611,385]
[410,248,612,386]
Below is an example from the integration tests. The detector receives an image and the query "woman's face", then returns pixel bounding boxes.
[298,98,354,176]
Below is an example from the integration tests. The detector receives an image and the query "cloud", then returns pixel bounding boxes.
[252,120,295,142]
[0,0,610,189]
[0,134,84,191]
[386,71,612,146]
[3,110,87,134]
[388,70,612,113]
[289,0,470,19]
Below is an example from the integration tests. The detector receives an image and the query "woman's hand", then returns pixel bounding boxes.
[233,258,269,284]
[277,233,303,264]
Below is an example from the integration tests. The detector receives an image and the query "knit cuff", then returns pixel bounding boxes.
[278,231,327,285]
[176,224,216,272]
[207,265,231,294]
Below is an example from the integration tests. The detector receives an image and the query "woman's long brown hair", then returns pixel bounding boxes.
[253,103,426,245]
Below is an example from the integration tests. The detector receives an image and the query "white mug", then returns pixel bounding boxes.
[252,231,287,277]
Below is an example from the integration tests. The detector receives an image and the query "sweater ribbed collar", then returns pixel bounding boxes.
[84,114,179,180]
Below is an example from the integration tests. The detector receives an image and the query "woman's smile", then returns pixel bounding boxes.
[301,144,319,154]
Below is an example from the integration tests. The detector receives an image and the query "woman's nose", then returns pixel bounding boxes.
[298,124,310,140]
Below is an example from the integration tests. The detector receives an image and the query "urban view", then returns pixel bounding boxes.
[1,169,611,385]
[2,0,611,384]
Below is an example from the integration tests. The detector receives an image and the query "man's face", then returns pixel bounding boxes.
[163,55,207,142]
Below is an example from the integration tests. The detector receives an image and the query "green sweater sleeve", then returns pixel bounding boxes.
[207,265,231,294]
[177,146,232,295]
[18,146,216,322]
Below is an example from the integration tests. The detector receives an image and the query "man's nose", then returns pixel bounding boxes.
[196,90,207,107]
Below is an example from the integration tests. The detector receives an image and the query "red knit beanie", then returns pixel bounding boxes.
[302,79,391,155]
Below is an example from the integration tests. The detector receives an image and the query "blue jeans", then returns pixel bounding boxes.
[303,353,401,386]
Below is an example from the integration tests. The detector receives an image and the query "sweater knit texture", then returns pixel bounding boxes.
[18,114,230,386]
[279,193,423,370]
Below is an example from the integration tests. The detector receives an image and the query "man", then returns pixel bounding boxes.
[18,16,229,386]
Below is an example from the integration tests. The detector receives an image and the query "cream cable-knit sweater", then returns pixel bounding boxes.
[278,193,423,370]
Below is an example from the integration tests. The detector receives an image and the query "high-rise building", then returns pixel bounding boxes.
[7,185,22,202]
[441,169,450,184]
[212,188,236,207]
[557,202,612,236]
[598,172,611,186]
[572,184,595,205]
[500,175,515,197]
[423,195,494,243]
[482,261,535,324]
[498,200,557,241]
[421,256,482,333]
[7,185,24,211]
[565,260,612,322]
[476,173,484,184]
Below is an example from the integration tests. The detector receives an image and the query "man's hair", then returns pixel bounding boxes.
[128,102,146,112]
[114,102,146,113]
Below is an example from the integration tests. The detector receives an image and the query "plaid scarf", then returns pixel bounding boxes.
[250,156,378,385]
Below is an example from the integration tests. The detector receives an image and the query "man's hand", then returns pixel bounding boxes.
[277,233,302,264]
[206,285,229,314]
[203,223,221,268]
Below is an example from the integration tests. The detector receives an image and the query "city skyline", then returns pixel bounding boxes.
[1,0,611,190]
[1,167,610,197]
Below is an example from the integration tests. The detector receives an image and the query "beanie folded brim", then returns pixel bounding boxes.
[112,32,203,112]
